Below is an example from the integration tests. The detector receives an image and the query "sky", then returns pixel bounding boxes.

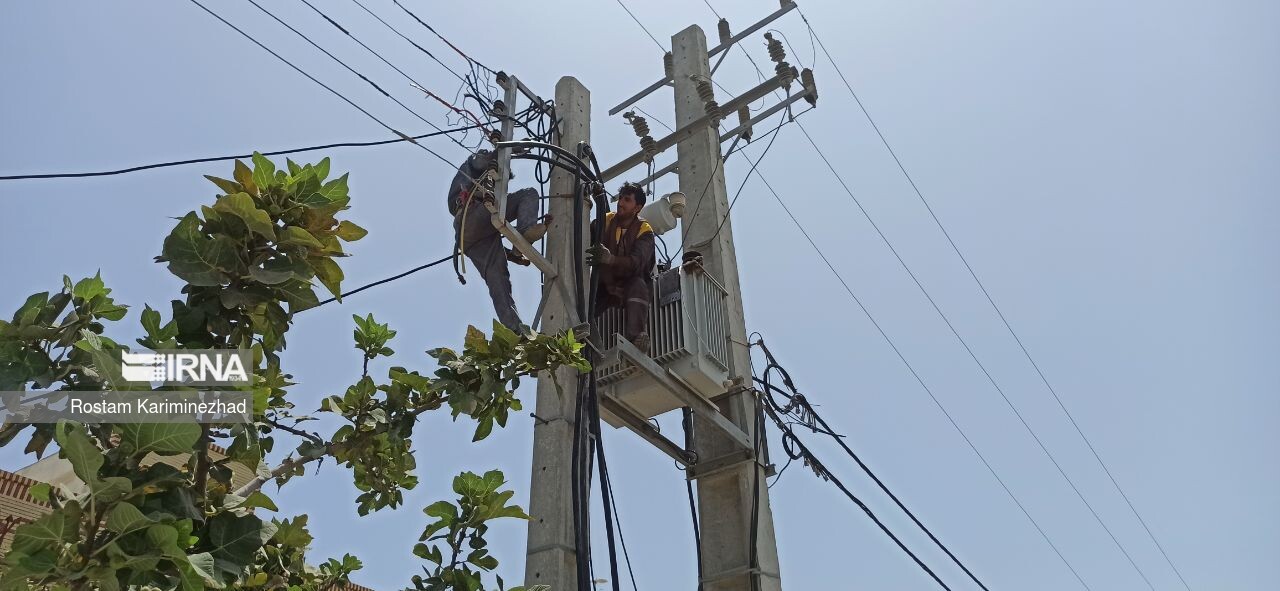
[2,1,1278,590]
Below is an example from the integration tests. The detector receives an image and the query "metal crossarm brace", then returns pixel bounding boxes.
[607,0,799,116]
[600,68,799,182]
[614,339,752,451]
[599,394,696,467]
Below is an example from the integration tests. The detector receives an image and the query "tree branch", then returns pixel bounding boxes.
[234,454,321,496]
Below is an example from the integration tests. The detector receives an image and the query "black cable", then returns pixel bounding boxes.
[347,0,468,85]
[702,117,786,248]
[306,253,453,310]
[243,0,477,162]
[187,0,469,182]
[800,11,1193,590]
[0,120,497,181]
[604,470,640,591]
[761,402,954,591]
[391,0,495,74]
[681,407,705,591]
[753,341,992,591]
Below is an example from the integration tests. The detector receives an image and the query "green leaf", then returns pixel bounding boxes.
[204,175,242,196]
[278,226,324,249]
[334,220,367,242]
[28,482,50,503]
[207,512,278,566]
[270,515,312,548]
[423,501,457,521]
[234,491,278,512]
[251,152,276,191]
[181,552,223,590]
[53,420,102,487]
[72,272,109,302]
[105,502,153,534]
[118,423,201,455]
[275,279,320,312]
[309,257,344,300]
[313,157,331,181]
[161,213,239,286]
[213,192,275,240]
[9,502,80,554]
[464,325,490,355]
[316,173,349,202]
[140,305,162,336]
[233,159,257,196]
[13,292,49,325]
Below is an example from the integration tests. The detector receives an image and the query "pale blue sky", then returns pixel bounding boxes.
[2,1,1277,590]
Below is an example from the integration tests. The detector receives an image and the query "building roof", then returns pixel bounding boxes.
[0,444,376,591]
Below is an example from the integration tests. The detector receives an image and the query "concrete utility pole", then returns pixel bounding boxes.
[673,25,784,591]
[524,77,590,591]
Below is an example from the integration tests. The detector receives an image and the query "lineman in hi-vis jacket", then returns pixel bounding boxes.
[448,150,546,332]
[587,182,655,353]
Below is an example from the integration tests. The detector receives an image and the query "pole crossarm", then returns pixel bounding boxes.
[633,77,817,187]
[601,68,803,182]
[608,0,799,116]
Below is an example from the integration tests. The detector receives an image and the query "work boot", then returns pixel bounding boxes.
[506,249,531,266]
[632,332,651,355]
[521,223,547,244]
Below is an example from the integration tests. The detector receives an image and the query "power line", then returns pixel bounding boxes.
[0,121,495,181]
[293,0,491,136]
[241,0,477,161]
[760,399,954,591]
[680,3,1111,587]
[348,0,468,85]
[794,119,1158,591]
[797,10,1194,590]
[612,0,664,51]
[187,0,469,182]
[755,345,991,591]
[390,0,495,74]
[746,166,1094,590]
[308,253,453,310]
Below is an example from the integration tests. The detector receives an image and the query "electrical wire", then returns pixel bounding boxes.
[612,0,664,51]
[796,119,1157,590]
[242,0,480,160]
[0,120,497,181]
[759,399,954,590]
[187,0,474,185]
[391,0,495,74]
[754,341,992,591]
[798,10,1194,590]
[745,164,1094,590]
[306,254,454,310]
[297,0,489,136]
[702,116,786,247]
[348,0,468,84]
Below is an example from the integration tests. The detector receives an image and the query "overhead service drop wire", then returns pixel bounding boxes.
[304,254,454,311]
[0,120,498,181]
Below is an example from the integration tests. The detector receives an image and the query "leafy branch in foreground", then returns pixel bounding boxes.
[0,154,587,591]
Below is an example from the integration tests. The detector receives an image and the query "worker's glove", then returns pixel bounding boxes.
[585,244,615,267]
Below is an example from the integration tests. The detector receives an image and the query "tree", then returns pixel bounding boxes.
[0,154,588,591]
